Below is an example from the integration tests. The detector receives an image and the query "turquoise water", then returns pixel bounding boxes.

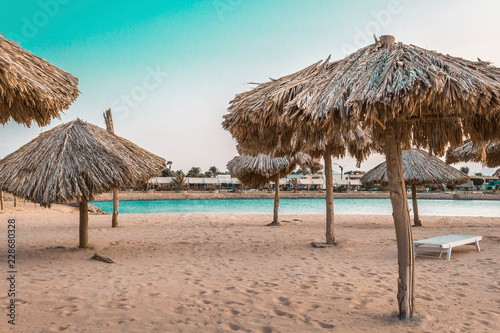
[91,199,500,217]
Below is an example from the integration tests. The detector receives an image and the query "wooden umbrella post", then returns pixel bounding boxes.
[384,121,414,320]
[272,174,280,225]
[0,190,4,210]
[13,195,17,208]
[324,144,335,244]
[411,185,421,226]
[79,199,89,248]
[104,109,119,228]
[112,188,119,227]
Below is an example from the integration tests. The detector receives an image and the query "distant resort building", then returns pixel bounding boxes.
[147,172,498,192]
[148,172,365,192]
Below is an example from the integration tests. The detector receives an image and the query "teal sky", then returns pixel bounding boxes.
[1,0,499,175]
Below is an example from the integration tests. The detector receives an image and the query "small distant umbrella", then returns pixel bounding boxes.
[494,169,500,178]
[0,35,79,126]
[227,153,322,225]
[361,149,469,226]
[0,119,165,248]
[446,141,500,168]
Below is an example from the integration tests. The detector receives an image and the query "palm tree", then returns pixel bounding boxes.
[209,166,220,176]
[460,166,470,175]
[167,161,173,171]
[173,172,186,192]
[289,178,300,192]
[187,167,202,178]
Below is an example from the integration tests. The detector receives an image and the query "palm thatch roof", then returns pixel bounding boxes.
[0,34,79,126]
[227,153,321,188]
[445,141,500,168]
[0,119,165,206]
[223,36,500,156]
[361,149,469,187]
[222,58,378,162]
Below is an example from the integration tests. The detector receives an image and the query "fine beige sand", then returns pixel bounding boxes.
[0,202,499,332]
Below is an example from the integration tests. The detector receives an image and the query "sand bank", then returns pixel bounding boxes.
[0,203,499,332]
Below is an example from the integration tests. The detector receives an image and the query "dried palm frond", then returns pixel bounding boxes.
[0,34,79,126]
[446,141,500,168]
[493,169,500,177]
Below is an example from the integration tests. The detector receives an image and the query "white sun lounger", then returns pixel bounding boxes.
[414,235,482,260]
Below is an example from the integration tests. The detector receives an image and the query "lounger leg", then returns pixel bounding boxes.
[446,247,452,260]
[475,240,481,252]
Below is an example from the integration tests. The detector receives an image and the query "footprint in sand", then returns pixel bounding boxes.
[60,305,79,317]
[273,309,287,317]
[245,289,259,295]
[145,293,160,297]
[228,323,241,331]
[314,321,335,329]
[98,298,131,310]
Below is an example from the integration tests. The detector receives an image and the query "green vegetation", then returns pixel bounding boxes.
[471,177,485,186]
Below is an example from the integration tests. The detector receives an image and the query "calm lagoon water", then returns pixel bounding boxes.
[91,199,500,217]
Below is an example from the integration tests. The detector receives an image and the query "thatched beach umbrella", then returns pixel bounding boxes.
[446,141,500,168]
[0,119,165,247]
[227,153,322,225]
[0,35,79,126]
[224,67,376,244]
[361,149,469,226]
[494,169,500,178]
[223,35,500,319]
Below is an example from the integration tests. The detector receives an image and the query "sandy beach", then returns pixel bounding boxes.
[0,201,499,332]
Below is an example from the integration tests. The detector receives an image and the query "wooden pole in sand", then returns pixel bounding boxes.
[0,190,4,210]
[383,119,414,320]
[411,185,421,226]
[79,199,89,248]
[13,195,17,208]
[324,144,335,244]
[271,174,280,225]
[104,109,119,228]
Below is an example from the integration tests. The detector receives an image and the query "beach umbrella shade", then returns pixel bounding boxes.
[361,149,469,226]
[446,141,500,168]
[224,35,500,319]
[0,35,79,126]
[223,62,377,245]
[0,119,166,247]
[227,153,322,225]
[494,169,500,178]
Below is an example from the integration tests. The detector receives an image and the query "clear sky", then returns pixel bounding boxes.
[1,0,499,175]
